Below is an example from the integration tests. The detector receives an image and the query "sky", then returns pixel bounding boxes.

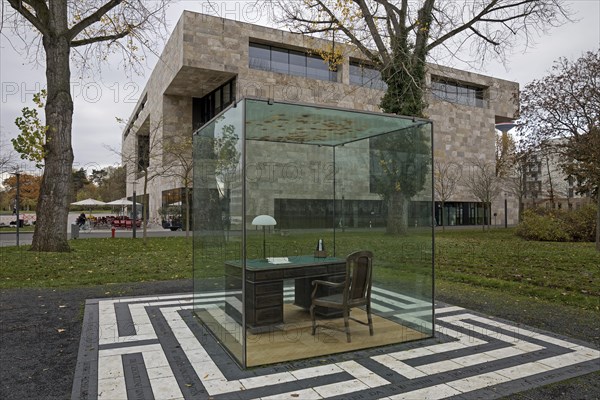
[0,0,599,173]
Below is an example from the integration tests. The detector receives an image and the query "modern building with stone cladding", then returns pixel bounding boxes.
[122,11,519,228]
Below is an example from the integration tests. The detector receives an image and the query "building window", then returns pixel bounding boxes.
[431,77,486,108]
[249,42,337,82]
[192,78,236,131]
[137,135,149,173]
[349,62,387,90]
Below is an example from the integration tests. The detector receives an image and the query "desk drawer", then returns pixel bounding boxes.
[284,265,327,278]
[248,269,284,282]
[254,293,283,308]
[249,306,283,325]
[248,281,283,296]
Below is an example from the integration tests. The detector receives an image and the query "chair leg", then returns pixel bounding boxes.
[367,302,374,336]
[310,304,316,336]
[344,308,351,343]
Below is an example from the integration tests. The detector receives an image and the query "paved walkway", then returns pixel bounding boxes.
[72,289,599,399]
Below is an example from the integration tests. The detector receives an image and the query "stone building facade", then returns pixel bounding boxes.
[122,11,519,228]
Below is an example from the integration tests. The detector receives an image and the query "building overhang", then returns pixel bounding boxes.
[164,65,236,98]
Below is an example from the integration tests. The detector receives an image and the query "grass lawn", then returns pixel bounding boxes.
[1,228,598,311]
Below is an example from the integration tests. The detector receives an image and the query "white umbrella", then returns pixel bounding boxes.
[71,198,107,216]
[106,198,142,217]
[106,198,142,206]
[71,198,106,206]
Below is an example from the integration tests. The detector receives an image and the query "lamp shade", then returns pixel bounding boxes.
[252,215,276,226]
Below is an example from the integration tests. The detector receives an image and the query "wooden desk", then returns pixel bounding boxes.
[225,256,346,331]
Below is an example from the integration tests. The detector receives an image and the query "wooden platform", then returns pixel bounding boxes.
[245,304,427,366]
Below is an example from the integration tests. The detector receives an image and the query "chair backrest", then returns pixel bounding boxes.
[345,250,374,301]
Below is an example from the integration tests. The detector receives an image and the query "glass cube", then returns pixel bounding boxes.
[193,98,434,368]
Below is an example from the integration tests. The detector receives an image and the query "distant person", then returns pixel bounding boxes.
[12,206,16,215]
[77,213,86,228]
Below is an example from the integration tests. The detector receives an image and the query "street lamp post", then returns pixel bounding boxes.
[15,171,20,246]
[131,181,137,239]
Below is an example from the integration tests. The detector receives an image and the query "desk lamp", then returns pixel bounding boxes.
[252,215,277,259]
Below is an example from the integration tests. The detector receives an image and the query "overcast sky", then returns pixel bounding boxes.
[1,0,599,173]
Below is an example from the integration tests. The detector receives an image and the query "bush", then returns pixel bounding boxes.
[564,204,597,242]
[515,209,571,241]
[515,204,597,242]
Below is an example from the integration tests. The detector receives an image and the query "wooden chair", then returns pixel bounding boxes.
[310,250,374,343]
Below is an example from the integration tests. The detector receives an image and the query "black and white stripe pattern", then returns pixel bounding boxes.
[72,289,599,400]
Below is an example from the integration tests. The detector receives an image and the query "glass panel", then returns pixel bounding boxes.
[349,63,363,85]
[364,123,434,336]
[271,47,289,75]
[431,78,485,108]
[214,88,222,113]
[244,100,421,146]
[195,98,433,368]
[306,55,331,81]
[350,63,387,90]
[222,81,231,105]
[193,102,244,365]
[249,43,270,71]
[289,50,306,77]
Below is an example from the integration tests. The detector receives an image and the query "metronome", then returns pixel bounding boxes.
[314,238,327,258]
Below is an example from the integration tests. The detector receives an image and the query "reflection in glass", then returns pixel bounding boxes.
[194,98,433,368]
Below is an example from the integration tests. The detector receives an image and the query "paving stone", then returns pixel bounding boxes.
[72,289,600,399]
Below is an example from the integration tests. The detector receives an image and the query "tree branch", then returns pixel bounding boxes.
[7,0,49,36]
[469,26,500,46]
[70,29,130,47]
[68,0,124,41]
[426,0,500,51]
[353,0,390,62]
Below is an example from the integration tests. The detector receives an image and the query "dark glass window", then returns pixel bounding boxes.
[137,135,149,173]
[249,43,270,71]
[306,55,331,81]
[271,47,289,74]
[349,62,387,90]
[431,77,485,108]
[289,50,306,77]
[193,78,236,131]
[249,42,337,82]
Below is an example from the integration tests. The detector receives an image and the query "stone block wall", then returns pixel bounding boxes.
[122,11,519,224]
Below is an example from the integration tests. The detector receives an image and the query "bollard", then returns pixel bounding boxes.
[111,228,116,238]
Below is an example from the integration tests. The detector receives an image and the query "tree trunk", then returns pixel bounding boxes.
[386,192,408,235]
[31,34,73,252]
[441,200,445,232]
[545,157,555,208]
[596,193,600,251]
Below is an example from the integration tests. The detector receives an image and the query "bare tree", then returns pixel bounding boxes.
[504,147,532,222]
[433,160,462,231]
[0,130,15,172]
[518,51,599,250]
[109,118,173,243]
[163,134,193,238]
[276,0,570,117]
[276,0,569,233]
[464,158,500,231]
[2,0,171,252]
